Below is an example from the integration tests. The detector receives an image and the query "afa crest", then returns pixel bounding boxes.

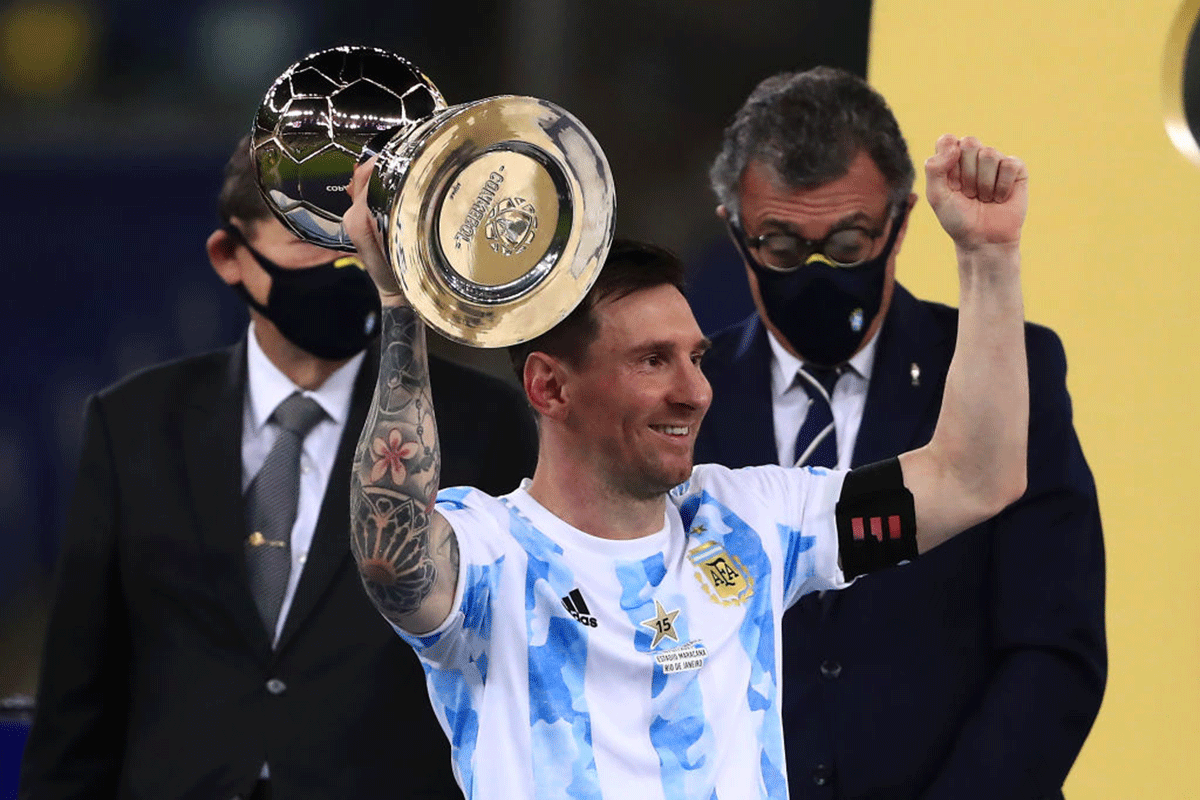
[687,541,754,605]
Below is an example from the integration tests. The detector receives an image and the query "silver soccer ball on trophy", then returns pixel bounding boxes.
[251,46,615,348]
[252,47,447,251]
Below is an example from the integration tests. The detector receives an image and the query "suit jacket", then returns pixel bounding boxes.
[695,284,1106,800]
[19,339,538,800]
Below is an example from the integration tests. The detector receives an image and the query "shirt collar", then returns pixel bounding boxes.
[766,323,880,400]
[245,322,366,431]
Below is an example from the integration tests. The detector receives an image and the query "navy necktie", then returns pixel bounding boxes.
[245,392,326,639]
[792,365,842,468]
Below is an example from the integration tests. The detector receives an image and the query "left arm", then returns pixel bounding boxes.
[899,135,1030,552]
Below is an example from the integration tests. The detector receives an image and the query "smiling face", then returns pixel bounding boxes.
[565,283,713,500]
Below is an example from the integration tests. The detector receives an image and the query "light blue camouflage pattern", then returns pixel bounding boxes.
[396,464,845,800]
[504,500,601,799]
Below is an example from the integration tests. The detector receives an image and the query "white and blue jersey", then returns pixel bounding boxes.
[395,462,848,799]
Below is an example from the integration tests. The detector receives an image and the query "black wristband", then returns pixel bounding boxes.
[835,458,918,580]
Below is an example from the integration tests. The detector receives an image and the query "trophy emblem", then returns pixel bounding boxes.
[251,46,615,348]
[485,197,538,257]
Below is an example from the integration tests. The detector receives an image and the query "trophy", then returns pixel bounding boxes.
[251,46,615,347]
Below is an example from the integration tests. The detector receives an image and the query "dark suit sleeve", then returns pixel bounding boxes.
[919,328,1106,799]
[19,396,131,799]
[471,380,538,496]
[427,356,538,496]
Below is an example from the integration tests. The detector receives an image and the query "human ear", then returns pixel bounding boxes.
[207,227,243,287]
[524,352,569,419]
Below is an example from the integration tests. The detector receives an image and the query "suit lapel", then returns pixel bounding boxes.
[851,285,954,467]
[182,340,274,659]
[704,316,778,468]
[275,342,379,654]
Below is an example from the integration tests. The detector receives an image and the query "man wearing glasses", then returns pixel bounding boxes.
[695,67,1106,799]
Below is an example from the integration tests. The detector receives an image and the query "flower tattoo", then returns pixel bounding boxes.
[370,429,420,485]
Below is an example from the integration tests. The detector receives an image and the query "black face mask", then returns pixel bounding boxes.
[731,207,906,368]
[225,224,381,360]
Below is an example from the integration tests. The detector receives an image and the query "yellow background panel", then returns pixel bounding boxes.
[870,1,1200,795]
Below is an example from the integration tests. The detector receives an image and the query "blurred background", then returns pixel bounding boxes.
[2,0,1199,797]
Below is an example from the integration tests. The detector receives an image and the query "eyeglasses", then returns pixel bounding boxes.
[739,211,898,272]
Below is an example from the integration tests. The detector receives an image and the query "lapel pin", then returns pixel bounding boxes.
[909,362,920,387]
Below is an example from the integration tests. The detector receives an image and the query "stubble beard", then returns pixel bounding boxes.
[614,449,694,501]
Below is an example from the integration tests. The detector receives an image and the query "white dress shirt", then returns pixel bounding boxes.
[241,323,365,645]
[766,328,879,470]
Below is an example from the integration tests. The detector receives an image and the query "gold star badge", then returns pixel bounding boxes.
[640,599,681,649]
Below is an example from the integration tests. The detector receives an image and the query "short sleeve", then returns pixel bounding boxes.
[390,486,511,666]
[677,463,850,608]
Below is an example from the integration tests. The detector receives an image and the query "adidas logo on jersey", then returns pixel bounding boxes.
[561,588,597,627]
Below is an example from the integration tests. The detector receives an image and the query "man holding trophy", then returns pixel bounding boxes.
[316,45,1034,799]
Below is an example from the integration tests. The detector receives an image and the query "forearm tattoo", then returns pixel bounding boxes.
[350,305,452,623]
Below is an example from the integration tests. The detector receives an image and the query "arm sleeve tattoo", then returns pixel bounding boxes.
[349,304,456,625]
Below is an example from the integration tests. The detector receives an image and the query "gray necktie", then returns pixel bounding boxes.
[245,392,326,638]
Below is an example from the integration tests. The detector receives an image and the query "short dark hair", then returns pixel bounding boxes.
[710,66,915,223]
[217,134,272,227]
[507,239,687,381]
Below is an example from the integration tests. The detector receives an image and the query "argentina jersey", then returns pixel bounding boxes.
[393,463,847,800]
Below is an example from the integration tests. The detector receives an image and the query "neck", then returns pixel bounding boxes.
[253,318,348,390]
[526,445,668,541]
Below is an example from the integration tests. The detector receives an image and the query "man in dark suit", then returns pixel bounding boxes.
[18,137,537,800]
[695,67,1106,799]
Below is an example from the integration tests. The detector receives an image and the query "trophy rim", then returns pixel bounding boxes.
[385,95,616,348]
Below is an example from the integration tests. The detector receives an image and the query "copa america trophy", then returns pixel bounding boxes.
[251,46,615,348]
